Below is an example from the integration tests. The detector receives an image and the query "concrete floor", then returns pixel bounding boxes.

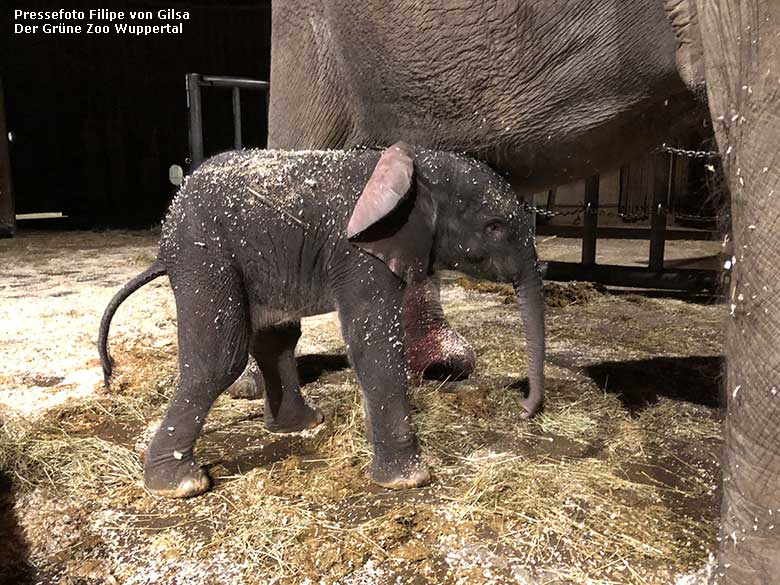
[537,235,723,270]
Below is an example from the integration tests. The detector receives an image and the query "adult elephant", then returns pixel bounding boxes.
[696,2,780,583]
[268,0,707,380]
[267,1,779,582]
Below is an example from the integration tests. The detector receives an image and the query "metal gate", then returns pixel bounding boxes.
[185,73,270,170]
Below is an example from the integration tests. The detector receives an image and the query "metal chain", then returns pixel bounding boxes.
[524,144,720,219]
[523,203,648,220]
[523,202,714,222]
[655,143,721,159]
[523,203,586,218]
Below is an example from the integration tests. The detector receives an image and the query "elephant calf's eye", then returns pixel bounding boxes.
[483,219,508,241]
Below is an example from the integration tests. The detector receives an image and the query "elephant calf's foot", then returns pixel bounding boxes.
[144,453,211,499]
[370,448,431,490]
[406,324,476,380]
[265,401,324,434]
[226,370,265,399]
[227,377,262,399]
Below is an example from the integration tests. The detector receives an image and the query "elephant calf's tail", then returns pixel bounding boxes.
[98,261,167,386]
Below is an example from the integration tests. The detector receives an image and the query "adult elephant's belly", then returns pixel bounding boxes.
[482,93,703,195]
[342,89,702,196]
[305,0,704,194]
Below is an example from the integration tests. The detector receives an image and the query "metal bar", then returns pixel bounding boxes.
[546,188,557,213]
[581,174,599,266]
[186,73,205,170]
[536,188,557,225]
[16,212,66,220]
[232,87,242,149]
[0,77,14,238]
[535,225,718,241]
[541,261,720,292]
[264,89,270,148]
[649,153,670,270]
[199,76,270,91]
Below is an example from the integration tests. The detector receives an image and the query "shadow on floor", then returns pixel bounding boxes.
[606,288,724,304]
[298,353,350,385]
[212,434,303,477]
[586,355,723,413]
[0,472,34,584]
[662,254,723,270]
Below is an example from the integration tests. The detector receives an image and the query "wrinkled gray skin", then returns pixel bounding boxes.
[696,2,780,583]
[269,0,705,186]
[98,145,545,498]
[268,1,779,582]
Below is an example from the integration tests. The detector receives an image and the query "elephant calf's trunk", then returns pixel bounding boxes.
[513,256,545,418]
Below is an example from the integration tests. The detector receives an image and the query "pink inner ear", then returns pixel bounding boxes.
[347,142,415,239]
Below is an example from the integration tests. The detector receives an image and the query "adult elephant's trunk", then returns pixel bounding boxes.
[513,246,545,418]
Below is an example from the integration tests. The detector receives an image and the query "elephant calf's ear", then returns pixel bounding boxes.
[347,142,415,238]
[348,142,435,283]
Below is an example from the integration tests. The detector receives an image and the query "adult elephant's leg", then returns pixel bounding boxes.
[403,276,476,380]
[267,0,353,150]
[697,1,780,582]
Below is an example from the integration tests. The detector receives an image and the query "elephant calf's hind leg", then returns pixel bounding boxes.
[253,322,324,433]
[145,272,249,498]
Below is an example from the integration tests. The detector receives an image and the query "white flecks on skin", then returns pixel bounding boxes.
[173,450,183,460]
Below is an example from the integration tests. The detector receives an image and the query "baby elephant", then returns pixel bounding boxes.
[98,143,545,498]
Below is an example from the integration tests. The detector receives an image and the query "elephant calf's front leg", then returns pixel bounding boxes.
[335,265,430,490]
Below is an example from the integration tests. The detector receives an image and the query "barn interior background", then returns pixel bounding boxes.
[0,0,272,232]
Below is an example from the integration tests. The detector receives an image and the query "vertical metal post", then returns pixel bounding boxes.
[581,174,599,266]
[232,87,242,149]
[649,153,671,271]
[264,88,270,148]
[186,73,204,169]
[0,77,14,238]
[546,188,557,215]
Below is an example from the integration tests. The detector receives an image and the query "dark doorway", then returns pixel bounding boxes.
[2,0,272,228]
